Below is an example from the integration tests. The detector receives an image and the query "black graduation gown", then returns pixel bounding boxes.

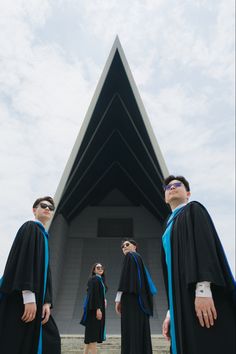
[161,201,236,354]
[0,221,61,354]
[80,275,106,344]
[118,252,153,354]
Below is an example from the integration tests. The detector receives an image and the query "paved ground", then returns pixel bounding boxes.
[61,335,170,354]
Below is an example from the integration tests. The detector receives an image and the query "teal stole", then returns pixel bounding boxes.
[162,206,185,354]
[129,252,157,315]
[34,221,49,354]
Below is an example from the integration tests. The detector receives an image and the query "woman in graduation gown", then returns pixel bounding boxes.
[115,239,157,354]
[0,196,61,354]
[80,263,107,354]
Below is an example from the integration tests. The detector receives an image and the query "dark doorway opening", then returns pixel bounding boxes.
[97,218,133,237]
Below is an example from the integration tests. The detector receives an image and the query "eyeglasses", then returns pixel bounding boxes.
[39,202,55,211]
[121,242,131,249]
[163,182,183,191]
[95,266,103,270]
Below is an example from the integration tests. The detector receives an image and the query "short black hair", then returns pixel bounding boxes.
[121,239,138,250]
[33,196,55,209]
[164,175,190,192]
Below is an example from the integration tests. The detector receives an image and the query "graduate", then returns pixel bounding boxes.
[115,239,157,354]
[0,196,61,354]
[80,263,107,354]
[161,175,236,354]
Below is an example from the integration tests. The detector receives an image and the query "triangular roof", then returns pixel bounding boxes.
[52,36,169,223]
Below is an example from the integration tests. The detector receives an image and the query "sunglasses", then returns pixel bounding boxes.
[163,182,182,191]
[39,202,55,211]
[95,266,103,270]
[121,242,131,249]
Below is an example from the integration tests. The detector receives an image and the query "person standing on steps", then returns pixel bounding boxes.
[115,239,157,354]
[80,262,107,354]
[161,175,236,354]
[0,196,61,354]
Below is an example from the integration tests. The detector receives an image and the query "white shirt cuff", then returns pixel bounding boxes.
[22,290,36,304]
[195,281,212,297]
[115,291,123,302]
[166,310,170,319]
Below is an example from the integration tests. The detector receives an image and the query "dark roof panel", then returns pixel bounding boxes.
[54,39,170,222]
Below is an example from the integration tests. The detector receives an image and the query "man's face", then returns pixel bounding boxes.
[164,179,191,206]
[121,241,137,255]
[33,200,54,223]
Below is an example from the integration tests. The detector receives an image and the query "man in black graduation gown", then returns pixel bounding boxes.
[115,239,156,354]
[0,196,61,354]
[161,175,236,354]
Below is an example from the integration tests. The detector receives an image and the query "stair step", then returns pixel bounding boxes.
[61,335,170,353]
[62,349,170,354]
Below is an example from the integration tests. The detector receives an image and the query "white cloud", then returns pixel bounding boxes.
[0,0,234,276]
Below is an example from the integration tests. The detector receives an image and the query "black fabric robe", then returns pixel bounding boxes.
[80,275,106,344]
[161,201,236,354]
[118,252,153,354]
[0,221,61,354]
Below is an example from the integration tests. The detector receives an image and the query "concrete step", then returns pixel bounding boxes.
[61,335,170,354]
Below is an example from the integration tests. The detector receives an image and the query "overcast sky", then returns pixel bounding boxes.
[0,0,235,275]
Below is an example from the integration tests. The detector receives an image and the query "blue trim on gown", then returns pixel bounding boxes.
[144,266,157,295]
[34,221,49,354]
[81,292,90,324]
[129,252,157,315]
[162,206,185,354]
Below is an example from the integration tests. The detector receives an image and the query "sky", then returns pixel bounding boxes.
[0,0,235,275]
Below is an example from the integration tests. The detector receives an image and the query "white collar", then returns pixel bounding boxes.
[34,219,45,227]
[172,202,187,213]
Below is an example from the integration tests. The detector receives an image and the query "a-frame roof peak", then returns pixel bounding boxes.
[51,38,169,223]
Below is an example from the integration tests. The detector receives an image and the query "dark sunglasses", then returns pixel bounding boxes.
[121,242,131,249]
[163,182,182,191]
[95,266,103,270]
[39,202,55,211]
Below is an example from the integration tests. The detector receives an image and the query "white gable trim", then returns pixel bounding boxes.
[51,36,169,223]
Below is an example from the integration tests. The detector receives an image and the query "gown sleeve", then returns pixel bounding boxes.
[88,277,103,310]
[117,253,139,293]
[0,221,45,294]
[180,202,234,288]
